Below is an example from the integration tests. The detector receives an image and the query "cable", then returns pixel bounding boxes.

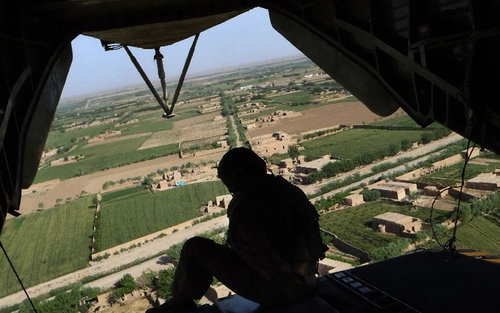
[430,185,458,249]
[445,140,475,252]
[0,240,39,313]
[429,139,475,252]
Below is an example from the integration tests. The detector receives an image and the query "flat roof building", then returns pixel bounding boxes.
[466,171,500,191]
[370,185,406,200]
[296,155,335,174]
[385,181,417,195]
[343,194,364,207]
[372,212,421,237]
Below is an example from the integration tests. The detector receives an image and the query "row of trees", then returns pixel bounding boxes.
[17,270,174,313]
[460,189,500,223]
[220,91,251,148]
[419,127,450,144]
[307,143,403,183]
[18,284,100,313]
[308,129,451,184]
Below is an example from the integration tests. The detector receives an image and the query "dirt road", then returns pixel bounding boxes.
[309,133,464,202]
[0,216,229,308]
[84,259,173,291]
[229,115,243,147]
[20,151,226,215]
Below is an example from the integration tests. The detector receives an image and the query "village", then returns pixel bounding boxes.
[1,56,499,313]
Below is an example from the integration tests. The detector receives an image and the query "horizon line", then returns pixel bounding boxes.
[61,53,307,101]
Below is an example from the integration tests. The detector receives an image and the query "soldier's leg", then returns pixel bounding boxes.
[171,236,311,308]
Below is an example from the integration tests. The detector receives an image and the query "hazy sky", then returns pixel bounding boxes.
[61,8,303,99]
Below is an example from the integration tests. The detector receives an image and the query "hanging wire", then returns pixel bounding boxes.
[429,139,475,252]
[0,240,39,313]
[445,140,475,252]
[430,185,458,249]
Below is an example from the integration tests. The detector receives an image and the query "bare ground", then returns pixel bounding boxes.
[173,112,220,128]
[248,101,392,137]
[139,119,226,150]
[19,151,226,215]
[84,133,152,148]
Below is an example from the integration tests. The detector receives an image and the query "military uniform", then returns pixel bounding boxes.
[170,174,326,308]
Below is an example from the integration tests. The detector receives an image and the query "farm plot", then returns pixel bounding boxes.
[139,119,226,150]
[0,197,94,297]
[456,216,500,254]
[270,91,315,106]
[95,181,228,251]
[370,114,420,127]
[319,200,450,254]
[173,111,221,128]
[301,128,429,160]
[116,110,199,136]
[45,123,110,150]
[34,136,178,182]
[416,161,499,187]
[247,100,382,137]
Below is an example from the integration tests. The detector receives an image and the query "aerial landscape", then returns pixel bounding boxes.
[0,56,499,313]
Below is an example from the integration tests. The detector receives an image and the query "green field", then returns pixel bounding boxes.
[270,91,314,105]
[301,128,429,160]
[371,114,420,127]
[36,108,210,183]
[416,161,499,187]
[117,110,199,135]
[456,216,500,254]
[45,124,110,150]
[96,181,228,251]
[101,185,149,202]
[0,197,94,297]
[319,200,450,253]
[34,137,178,182]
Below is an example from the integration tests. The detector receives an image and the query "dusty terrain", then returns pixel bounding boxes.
[248,101,387,137]
[85,132,151,148]
[97,296,151,313]
[19,151,226,215]
[139,119,226,150]
[173,111,220,128]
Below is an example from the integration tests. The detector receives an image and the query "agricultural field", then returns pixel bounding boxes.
[95,181,228,251]
[35,138,179,182]
[0,197,95,297]
[45,123,111,150]
[300,128,429,161]
[35,104,213,183]
[319,200,450,254]
[370,114,420,127]
[139,118,226,150]
[116,110,200,136]
[269,91,315,106]
[456,216,500,254]
[36,57,339,185]
[416,160,499,187]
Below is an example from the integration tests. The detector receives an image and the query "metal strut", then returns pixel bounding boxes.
[124,45,170,114]
[154,47,168,104]
[123,33,200,118]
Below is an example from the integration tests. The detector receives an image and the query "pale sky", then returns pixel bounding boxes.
[61,8,303,99]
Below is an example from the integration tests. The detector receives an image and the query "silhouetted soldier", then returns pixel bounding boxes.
[147,147,327,312]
